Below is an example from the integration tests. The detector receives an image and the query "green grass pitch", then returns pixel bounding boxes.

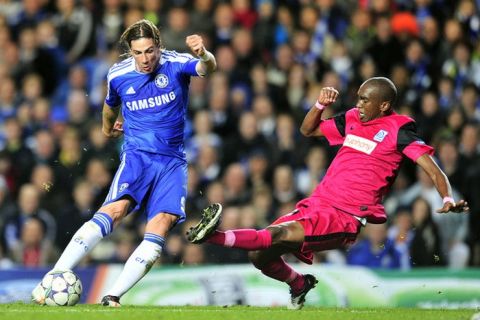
[0,303,477,320]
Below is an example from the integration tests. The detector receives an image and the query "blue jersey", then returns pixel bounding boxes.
[105,50,200,159]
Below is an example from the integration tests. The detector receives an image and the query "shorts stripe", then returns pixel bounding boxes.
[108,153,127,201]
[304,232,357,243]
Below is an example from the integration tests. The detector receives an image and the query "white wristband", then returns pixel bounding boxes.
[315,101,326,111]
[199,50,214,62]
[443,196,455,205]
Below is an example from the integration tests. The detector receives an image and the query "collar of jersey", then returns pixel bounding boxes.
[354,109,398,126]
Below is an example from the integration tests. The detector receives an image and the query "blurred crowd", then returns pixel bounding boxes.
[0,0,478,271]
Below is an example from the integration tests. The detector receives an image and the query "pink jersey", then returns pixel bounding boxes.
[312,108,434,223]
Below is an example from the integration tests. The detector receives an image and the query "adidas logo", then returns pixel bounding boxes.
[126,86,136,94]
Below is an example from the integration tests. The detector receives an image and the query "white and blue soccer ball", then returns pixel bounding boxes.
[32,270,83,306]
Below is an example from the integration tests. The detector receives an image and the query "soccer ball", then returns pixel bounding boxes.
[32,270,83,306]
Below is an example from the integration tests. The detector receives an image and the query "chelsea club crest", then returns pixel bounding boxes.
[155,74,169,88]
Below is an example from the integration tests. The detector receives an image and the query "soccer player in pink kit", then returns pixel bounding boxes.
[187,77,469,309]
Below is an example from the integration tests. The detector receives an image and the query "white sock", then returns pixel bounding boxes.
[54,221,104,270]
[107,239,163,298]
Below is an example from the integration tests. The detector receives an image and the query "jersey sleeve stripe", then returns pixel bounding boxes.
[109,57,134,73]
[107,60,136,82]
[333,112,347,137]
[162,50,194,63]
[397,121,419,152]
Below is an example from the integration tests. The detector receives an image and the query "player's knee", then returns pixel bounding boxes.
[98,199,131,224]
[101,210,123,225]
[267,223,304,246]
[267,226,288,245]
[145,213,178,235]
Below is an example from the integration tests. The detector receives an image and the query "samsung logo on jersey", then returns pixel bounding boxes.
[125,92,176,111]
[344,134,377,154]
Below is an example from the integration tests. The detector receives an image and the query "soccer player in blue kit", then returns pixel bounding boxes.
[32,19,217,306]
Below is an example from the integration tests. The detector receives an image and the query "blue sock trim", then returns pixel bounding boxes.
[144,233,165,247]
[91,212,113,237]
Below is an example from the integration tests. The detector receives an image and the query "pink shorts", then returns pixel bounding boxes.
[271,197,362,264]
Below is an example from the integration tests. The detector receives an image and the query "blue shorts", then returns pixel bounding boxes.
[103,150,187,224]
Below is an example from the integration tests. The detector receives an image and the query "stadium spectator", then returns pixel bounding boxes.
[206,73,237,137]
[29,163,66,214]
[53,0,96,63]
[252,0,275,54]
[222,111,271,168]
[246,149,271,191]
[345,8,374,62]
[222,162,250,206]
[459,84,480,121]
[52,127,84,194]
[387,207,414,270]
[0,78,19,125]
[55,179,95,251]
[270,113,300,168]
[83,158,112,209]
[51,64,89,108]
[252,94,276,141]
[295,145,328,197]
[32,20,217,307]
[231,0,257,30]
[204,181,225,213]
[400,167,469,268]
[17,27,57,97]
[187,77,469,309]
[436,138,465,193]
[189,0,215,37]
[10,216,58,267]
[0,175,15,222]
[271,165,302,211]
[2,183,56,253]
[185,164,203,216]
[196,144,221,187]
[415,91,445,144]
[94,0,124,53]
[185,109,222,164]
[7,0,47,38]
[436,76,456,111]
[366,16,404,76]
[161,6,192,53]
[2,117,35,192]
[83,122,119,172]
[409,197,444,267]
[347,223,403,269]
[212,2,235,48]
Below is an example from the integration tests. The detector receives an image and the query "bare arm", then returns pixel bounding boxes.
[102,103,123,138]
[416,154,469,213]
[186,35,217,76]
[300,87,339,137]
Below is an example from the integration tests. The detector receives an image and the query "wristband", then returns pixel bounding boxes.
[315,101,326,111]
[199,50,214,62]
[443,196,455,205]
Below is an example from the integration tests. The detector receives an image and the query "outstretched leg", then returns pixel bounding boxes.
[54,199,130,270]
[187,204,304,250]
[187,204,317,309]
[101,212,177,307]
[32,199,130,305]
